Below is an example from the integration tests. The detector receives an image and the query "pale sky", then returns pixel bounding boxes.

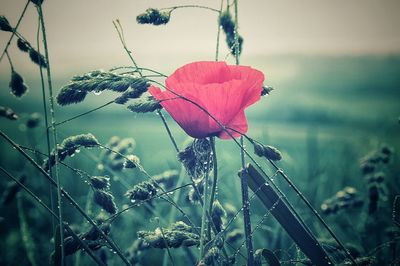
[1,0,400,78]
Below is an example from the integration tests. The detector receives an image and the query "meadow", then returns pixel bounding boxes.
[0,1,400,266]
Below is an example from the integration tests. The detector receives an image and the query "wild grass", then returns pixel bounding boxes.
[0,1,400,266]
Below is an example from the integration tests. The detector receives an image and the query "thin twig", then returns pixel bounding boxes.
[159,5,220,13]
[36,10,56,233]
[0,166,106,266]
[0,0,30,62]
[37,5,66,264]
[52,100,115,128]
[157,110,179,152]
[0,131,132,266]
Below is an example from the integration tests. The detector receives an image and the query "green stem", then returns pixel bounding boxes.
[37,5,65,265]
[0,131,132,266]
[199,141,212,261]
[36,10,56,234]
[233,0,254,264]
[113,20,142,77]
[162,166,186,266]
[0,167,106,266]
[160,5,220,13]
[0,0,30,62]
[53,100,115,128]
[158,110,179,152]
[215,0,224,61]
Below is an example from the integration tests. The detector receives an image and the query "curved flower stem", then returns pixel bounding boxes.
[199,146,212,261]
[36,12,56,233]
[51,100,115,128]
[0,167,106,266]
[0,131,132,266]
[113,20,142,77]
[215,0,224,61]
[159,5,220,13]
[233,0,255,264]
[5,51,14,70]
[157,110,179,152]
[208,137,218,233]
[0,0,30,62]
[37,5,66,264]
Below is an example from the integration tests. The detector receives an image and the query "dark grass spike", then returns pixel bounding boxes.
[0,131,132,266]
[0,15,13,32]
[0,166,106,266]
[0,1,29,62]
[28,48,47,68]
[0,106,18,120]
[17,38,31,52]
[9,70,29,97]
[241,163,333,265]
[93,190,118,214]
[126,95,162,112]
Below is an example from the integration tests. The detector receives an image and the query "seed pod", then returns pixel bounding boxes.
[28,49,47,68]
[211,200,226,232]
[125,181,157,202]
[178,138,213,180]
[123,155,140,169]
[17,38,30,52]
[136,8,170,25]
[93,190,117,214]
[127,95,162,112]
[0,106,18,120]
[204,247,220,265]
[253,142,282,161]
[26,112,41,128]
[261,85,274,96]
[9,70,29,97]
[90,176,110,190]
[0,16,13,32]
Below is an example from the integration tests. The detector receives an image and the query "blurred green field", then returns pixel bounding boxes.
[1,55,400,265]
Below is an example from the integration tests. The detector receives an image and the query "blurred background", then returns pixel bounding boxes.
[0,0,399,265]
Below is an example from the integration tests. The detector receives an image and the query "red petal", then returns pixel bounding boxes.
[149,61,265,140]
[218,110,248,139]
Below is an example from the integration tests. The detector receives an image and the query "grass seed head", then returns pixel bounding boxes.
[93,190,118,214]
[211,200,226,232]
[253,142,282,161]
[127,95,162,112]
[0,16,13,32]
[17,38,30,52]
[0,106,18,120]
[136,8,170,25]
[28,49,47,68]
[90,176,110,190]
[9,70,29,97]
[125,181,157,202]
[26,112,41,128]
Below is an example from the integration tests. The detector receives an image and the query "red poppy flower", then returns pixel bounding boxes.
[149,61,264,139]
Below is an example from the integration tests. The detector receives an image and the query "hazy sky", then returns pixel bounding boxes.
[1,0,400,77]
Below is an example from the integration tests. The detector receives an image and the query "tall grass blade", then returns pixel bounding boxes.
[242,163,333,266]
